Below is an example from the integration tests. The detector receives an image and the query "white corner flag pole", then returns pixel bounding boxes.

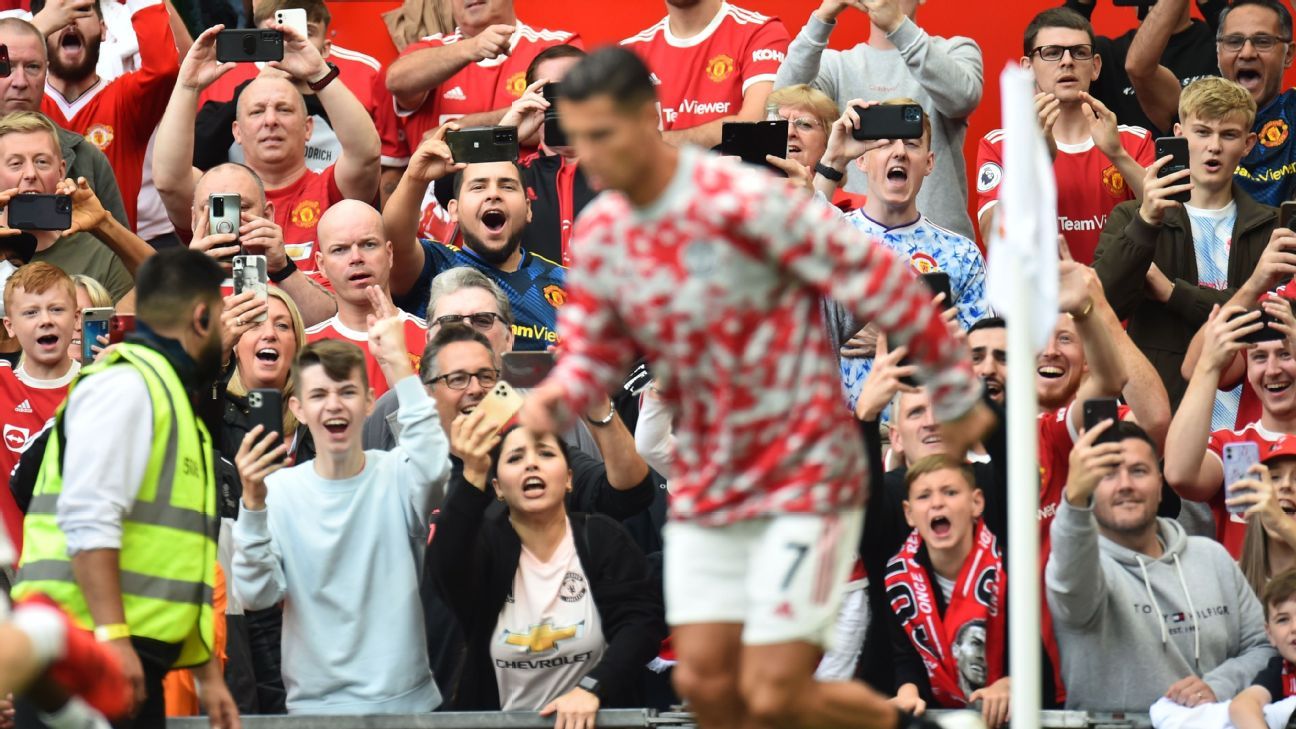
[988,63,1056,729]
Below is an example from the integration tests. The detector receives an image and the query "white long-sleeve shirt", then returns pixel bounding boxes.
[232,375,450,715]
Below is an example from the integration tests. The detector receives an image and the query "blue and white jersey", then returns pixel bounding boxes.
[838,212,990,413]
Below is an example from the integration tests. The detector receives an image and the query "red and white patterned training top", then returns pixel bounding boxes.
[548,147,982,525]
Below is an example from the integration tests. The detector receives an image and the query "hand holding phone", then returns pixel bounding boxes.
[81,307,112,363]
[1083,398,1120,445]
[1223,442,1261,515]
[542,81,567,148]
[248,389,286,463]
[446,126,519,164]
[215,29,284,63]
[719,121,788,173]
[476,381,525,433]
[274,8,308,38]
[1152,136,1191,209]
[850,104,924,141]
[232,255,268,323]
[8,194,72,231]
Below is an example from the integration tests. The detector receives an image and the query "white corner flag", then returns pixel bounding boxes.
[987,63,1059,351]
[989,62,1056,729]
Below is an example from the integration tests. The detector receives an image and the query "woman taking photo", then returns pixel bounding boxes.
[431,413,666,724]
[1230,439,1296,597]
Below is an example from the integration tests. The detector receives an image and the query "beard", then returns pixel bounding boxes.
[48,37,101,85]
[192,325,225,388]
[461,225,523,267]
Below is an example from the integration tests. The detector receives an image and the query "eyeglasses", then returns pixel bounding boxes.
[767,111,824,133]
[1217,34,1291,52]
[1029,44,1095,62]
[431,312,506,331]
[426,368,501,390]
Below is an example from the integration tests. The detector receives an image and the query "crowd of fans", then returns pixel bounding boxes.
[5,0,1296,727]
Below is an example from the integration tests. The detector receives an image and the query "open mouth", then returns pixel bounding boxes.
[36,334,58,348]
[787,143,802,155]
[1235,68,1263,91]
[323,417,348,435]
[1203,159,1223,173]
[1281,499,1296,516]
[348,271,373,286]
[1037,365,1065,380]
[255,347,280,363]
[885,165,909,185]
[480,209,507,234]
[1265,380,1293,397]
[920,432,942,446]
[930,516,952,538]
[59,28,83,53]
[522,475,546,496]
[984,377,1004,398]
[1056,74,1078,85]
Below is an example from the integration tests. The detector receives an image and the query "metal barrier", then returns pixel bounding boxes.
[166,710,1156,729]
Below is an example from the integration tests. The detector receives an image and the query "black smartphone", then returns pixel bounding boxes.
[1281,201,1296,230]
[446,126,519,164]
[215,29,284,63]
[248,388,285,461]
[8,194,71,231]
[542,82,567,148]
[1154,136,1191,204]
[0,45,11,78]
[851,104,924,141]
[502,351,557,389]
[719,120,788,173]
[898,272,955,387]
[1083,398,1120,444]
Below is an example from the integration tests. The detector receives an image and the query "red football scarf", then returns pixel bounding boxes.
[885,520,1007,707]
[1283,660,1296,698]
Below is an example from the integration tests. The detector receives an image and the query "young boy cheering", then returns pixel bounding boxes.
[1230,568,1296,729]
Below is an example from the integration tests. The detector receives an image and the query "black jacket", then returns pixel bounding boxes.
[429,475,667,711]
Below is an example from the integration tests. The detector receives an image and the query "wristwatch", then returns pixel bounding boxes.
[578,675,603,699]
[308,62,340,92]
[814,162,844,182]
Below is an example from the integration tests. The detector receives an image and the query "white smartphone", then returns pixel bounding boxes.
[274,8,308,39]
[1223,442,1261,516]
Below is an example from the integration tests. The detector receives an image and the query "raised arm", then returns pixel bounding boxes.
[59,177,153,276]
[153,25,232,233]
[1064,266,1131,433]
[1124,0,1188,133]
[382,123,462,296]
[385,26,514,111]
[1164,305,1261,501]
[887,18,983,119]
[269,24,380,203]
[231,424,290,612]
[772,2,847,96]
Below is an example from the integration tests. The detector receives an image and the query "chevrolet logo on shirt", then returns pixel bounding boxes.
[502,620,583,653]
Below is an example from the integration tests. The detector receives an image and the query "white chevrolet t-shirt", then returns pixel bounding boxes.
[492,521,605,710]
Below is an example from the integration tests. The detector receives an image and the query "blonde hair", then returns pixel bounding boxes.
[766,84,840,135]
[0,111,61,150]
[1179,76,1257,129]
[71,275,112,309]
[883,97,932,149]
[227,288,307,438]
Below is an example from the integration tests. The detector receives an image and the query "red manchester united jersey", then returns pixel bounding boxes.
[305,312,427,398]
[621,2,789,131]
[976,126,1154,264]
[1206,421,1284,557]
[265,165,346,283]
[389,22,581,159]
[0,361,76,561]
[42,0,178,231]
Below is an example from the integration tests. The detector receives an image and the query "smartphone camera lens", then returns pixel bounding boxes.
[904,106,922,123]
[261,31,278,42]
[56,197,70,213]
[249,392,261,408]
[242,35,257,55]
[494,129,514,143]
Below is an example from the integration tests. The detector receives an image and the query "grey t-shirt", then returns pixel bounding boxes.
[34,233,133,302]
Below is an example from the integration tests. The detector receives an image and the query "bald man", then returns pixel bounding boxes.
[304,201,426,397]
[188,162,337,326]
[154,23,381,286]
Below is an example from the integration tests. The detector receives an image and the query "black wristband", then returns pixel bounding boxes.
[269,258,297,283]
[814,162,845,183]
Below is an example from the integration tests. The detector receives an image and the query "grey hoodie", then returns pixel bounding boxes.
[1046,498,1274,712]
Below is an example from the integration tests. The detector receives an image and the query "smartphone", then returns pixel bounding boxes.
[502,351,557,389]
[273,8,308,38]
[476,380,525,432]
[248,388,286,462]
[542,81,567,148]
[232,255,268,323]
[208,193,241,263]
[7,194,71,231]
[1281,201,1296,230]
[215,29,284,63]
[851,104,925,141]
[719,120,788,173]
[1231,302,1290,344]
[446,126,519,164]
[898,272,955,386]
[1154,136,1191,204]
[107,314,135,344]
[81,307,112,363]
[0,45,11,78]
[1223,441,1261,515]
[1083,398,1120,445]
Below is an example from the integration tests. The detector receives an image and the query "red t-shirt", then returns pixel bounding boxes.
[198,43,381,115]
[304,313,427,398]
[265,166,345,282]
[0,362,76,560]
[621,2,789,131]
[389,22,581,160]
[41,1,178,230]
[976,126,1155,264]
[1206,421,1284,556]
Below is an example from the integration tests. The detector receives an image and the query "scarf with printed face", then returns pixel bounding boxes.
[1283,660,1296,698]
[884,519,1006,707]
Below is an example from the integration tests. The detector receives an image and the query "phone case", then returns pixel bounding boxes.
[274,8,308,38]
[1083,399,1120,444]
[719,121,788,170]
[446,127,519,164]
[8,195,71,231]
[215,29,284,63]
[1154,137,1191,204]
[1223,442,1261,515]
[851,104,925,141]
[233,255,269,323]
[476,381,525,432]
[81,308,112,362]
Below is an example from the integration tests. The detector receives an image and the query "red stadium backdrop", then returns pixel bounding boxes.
[327,1,1296,245]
